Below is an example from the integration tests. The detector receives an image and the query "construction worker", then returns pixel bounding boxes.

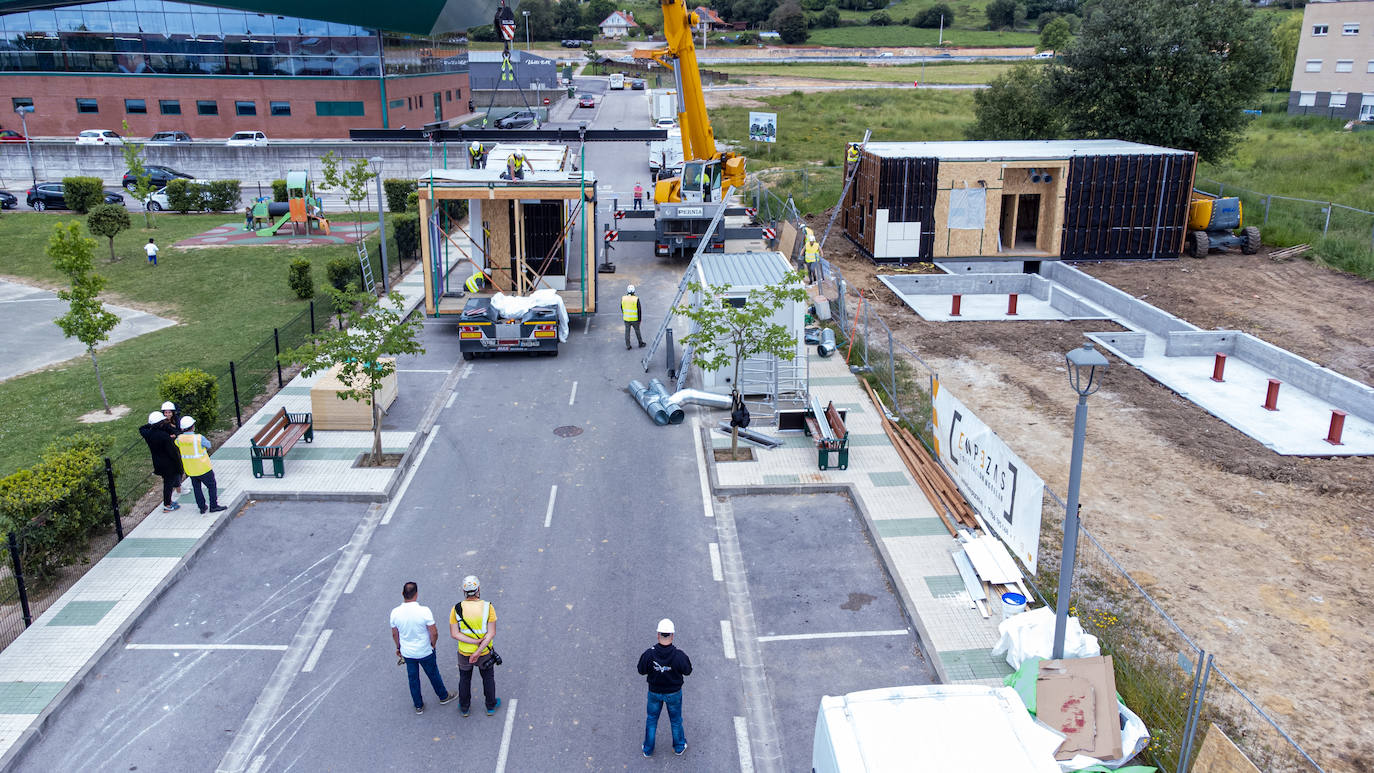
[505,150,527,180]
[803,235,821,284]
[846,142,860,166]
[174,416,226,515]
[465,269,488,294]
[450,575,500,717]
[622,284,644,350]
[469,140,486,169]
[633,182,644,210]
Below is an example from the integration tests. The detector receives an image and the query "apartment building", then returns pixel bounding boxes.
[1288,0,1374,120]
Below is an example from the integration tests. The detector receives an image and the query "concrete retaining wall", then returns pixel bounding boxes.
[1233,334,1374,418]
[936,259,1031,275]
[881,273,1046,298]
[1049,286,1107,319]
[1088,331,1148,358]
[1042,262,1195,336]
[1164,331,1239,357]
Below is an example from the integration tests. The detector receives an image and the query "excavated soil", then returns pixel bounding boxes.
[814,218,1374,772]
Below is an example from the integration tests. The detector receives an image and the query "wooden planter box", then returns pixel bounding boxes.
[310,358,397,430]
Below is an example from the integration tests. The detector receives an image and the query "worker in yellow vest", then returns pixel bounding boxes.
[622,284,644,350]
[174,416,226,515]
[846,142,860,167]
[465,269,488,294]
[450,575,500,716]
[469,140,486,169]
[803,237,821,284]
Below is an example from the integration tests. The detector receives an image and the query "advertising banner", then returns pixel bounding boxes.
[932,379,1045,572]
[748,111,777,143]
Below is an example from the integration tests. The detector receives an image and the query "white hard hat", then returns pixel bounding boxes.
[180,416,195,430]
[147,411,164,424]
[657,618,675,635]
[626,285,636,294]
[471,140,481,151]
[462,575,480,593]
[161,401,176,411]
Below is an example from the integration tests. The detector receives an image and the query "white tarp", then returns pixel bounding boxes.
[991,607,1101,669]
[948,187,987,230]
[489,290,569,342]
[932,379,1045,572]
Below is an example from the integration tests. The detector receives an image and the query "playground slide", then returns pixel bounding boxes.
[264,212,292,235]
[311,216,330,235]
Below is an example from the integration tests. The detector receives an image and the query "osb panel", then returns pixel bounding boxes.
[932,190,951,257]
[1192,724,1262,773]
[484,200,514,289]
[937,160,1007,190]
[779,220,800,261]
[418,196,436,315]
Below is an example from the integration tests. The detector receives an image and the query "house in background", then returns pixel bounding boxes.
[693,6,730,31]
[598,10,638,38]
[1287,0,1374,121]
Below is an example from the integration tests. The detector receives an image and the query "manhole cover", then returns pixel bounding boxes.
[553,425,583,438]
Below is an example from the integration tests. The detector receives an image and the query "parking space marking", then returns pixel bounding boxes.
[300,629,332,673]
[721,620,736,660]
[460,363,474,380]
[734,716,754,773]
[445,391,458,409]
[709,543,723,582]
[691,416,714,518]
[543,485,558,528]
[568,381,578,406]
[381,426,439,526]
[245,756,266,773]
[756,629,909,643]
[493,697,519,773]
[343,554,371,594]
[126,644,288,652]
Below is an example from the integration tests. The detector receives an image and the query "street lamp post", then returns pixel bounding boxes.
[1051,342,1109,660]
[368,156,391,293]
[522,10,531,51]
[15,106,37,189]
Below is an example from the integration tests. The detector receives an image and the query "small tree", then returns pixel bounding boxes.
[279,289,425,464]
[121,119,158,228]
[1038,15,1071,52]
[773,1,809,43]
[985,0,1021,29]
[675,272,807,459]
[967,62,1065,140]
[318,150,377,232]
[49,223,120,414]
[87,204,131,261]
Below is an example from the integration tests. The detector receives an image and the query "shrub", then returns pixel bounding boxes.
[205,180,241,212]
[288,258,314,299]
[394,214,421,260]
[326,256,358,291]
[383,179,417,213]
[910,2,955,27]
[0,435,112,581]
[272,179,288,202]
[62,176,105,214]
[86,204,132,261]
[165,178,199,213]
[406,191,420,212]
[869,10,891,25]
[156,368,220,434]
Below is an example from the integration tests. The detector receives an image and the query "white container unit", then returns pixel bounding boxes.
[690,251,805,396]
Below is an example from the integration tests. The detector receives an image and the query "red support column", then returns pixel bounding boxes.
[950,294,962,317]
[1262,379,1281,411]
[1210,353,1227,383]
[1326,410,1347,446]
[1007,294,1019,316]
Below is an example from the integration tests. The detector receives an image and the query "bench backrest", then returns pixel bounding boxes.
[253,408,289,447]
[825,401,847,442]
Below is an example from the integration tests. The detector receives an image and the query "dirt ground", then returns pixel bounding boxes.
[814,220,1374,772]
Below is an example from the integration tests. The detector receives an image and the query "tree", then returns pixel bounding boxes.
[319,150,377,235]
[120,119,158,228]
[280,288,425,464]
[967,62,1066,140]
[87,204,131,262]
[1038,15,1071,52]
[1270,12,1301,91]
[49,223,120,414]
[1053,0,1277,162]
[817,4,840,27]
[910,2,954,28]
[675,272,807,459]
[587,0,615,28]
[772,0,808,42]
[869,9,891,25]
[985,0,1021,29]
[556,0,585,38]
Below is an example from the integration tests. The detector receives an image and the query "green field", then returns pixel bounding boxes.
[0,212,397,477]
[717,61,1015,84]
[807,25,1037,47]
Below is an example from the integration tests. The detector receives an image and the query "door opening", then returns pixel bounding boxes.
[999,194,1016,250]
[1015,194,1041,249]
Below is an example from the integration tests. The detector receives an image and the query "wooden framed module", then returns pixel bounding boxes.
[416,155,600,316]
[840,140,1196,264]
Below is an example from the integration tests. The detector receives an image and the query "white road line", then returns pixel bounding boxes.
[493,697,519,773]
[543,485,558,528]
[125,643,289,652]
[245,756,266,773]
[756,629,909,643]
[709,543,723,582]
[721,620,736,660]
[568,381,578,406]
[445,391,458,409]
[397,368,451,373]
[381,426,440,526]
[343,554,371,594]
[583,315,592,334]
[301,629,332,673]
[691,416,714,518]
[734,716,755,773]
[460,362,474,380]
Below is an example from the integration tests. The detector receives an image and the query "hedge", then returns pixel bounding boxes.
[288,258,314,299]
[383,179,417,213]
[0,435,112,581]
[62,177,105,214]
[394,214,421,260]
[157,368,220,433]
[326,256,357,291]
[165,179,242,212]
[272,179,288,202]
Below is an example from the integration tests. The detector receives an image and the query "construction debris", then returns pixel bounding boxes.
[1268,243,1310,262]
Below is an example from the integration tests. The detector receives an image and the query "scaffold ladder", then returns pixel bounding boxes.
[818,129,871,250]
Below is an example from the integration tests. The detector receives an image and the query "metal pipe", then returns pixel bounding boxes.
[667,388,732,410]
[628,380,670,425]
[817,327,837,358]
[648,379,685,424]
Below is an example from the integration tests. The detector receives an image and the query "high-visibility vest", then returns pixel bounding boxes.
[633,185,643,198]
[466,273,484,293]
[512,155,525,171]
[846,145,860,164]
[454,600,493,656]
[175,432,212,477]
[621,294,639,322]
[469,145,483,160]
[804,241,820,263]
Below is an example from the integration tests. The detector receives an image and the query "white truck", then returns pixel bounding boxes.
[608,72,625,90]
[648,127,684,180]
[649,89,678,126]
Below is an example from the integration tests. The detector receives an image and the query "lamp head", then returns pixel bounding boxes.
[1065,343,1108,397]
[15,105,34,114]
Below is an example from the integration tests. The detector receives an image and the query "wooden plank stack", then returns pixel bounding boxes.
[1268,243,1309,262]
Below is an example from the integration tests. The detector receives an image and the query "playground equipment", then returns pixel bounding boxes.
[252,171,330,236]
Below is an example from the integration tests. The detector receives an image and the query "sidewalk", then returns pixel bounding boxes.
[709,350,1014,687]
[0,259,441,765]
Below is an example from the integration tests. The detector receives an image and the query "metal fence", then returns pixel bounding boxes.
[0,301,321,653]
[1194,177,1374,252]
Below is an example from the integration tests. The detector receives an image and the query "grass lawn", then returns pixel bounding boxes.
[717,61,1015,84]
[0,211,397,478]
[807,25,1037,47]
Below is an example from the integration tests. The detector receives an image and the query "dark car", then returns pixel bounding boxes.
[27,183,125,211]
[578,94,596,108]
[147,131,192,145]
[0,190,16,209]
[123,164,192,191]
[494,110,538,129]
[630,78,646,90]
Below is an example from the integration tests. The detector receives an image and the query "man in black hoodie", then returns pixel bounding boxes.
[637,618,692,757]
[139,411,183,511]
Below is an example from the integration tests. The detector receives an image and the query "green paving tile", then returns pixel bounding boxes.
[845,433,890,447]
[212,446,406,461]
[873,518,949,538]
[809,376,858,386]
[761,474,801,485]
[924,574,966,598]
[867,471,910,487]
[277,386,314,395]
[47,600,118,627]
[0,682,66,714]
[108,537,199,559]
[780,435,814,449]
[940,648,1014,680]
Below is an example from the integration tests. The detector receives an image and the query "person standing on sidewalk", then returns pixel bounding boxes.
[621,285,644,350]
[390,582,456,714]
[637,618,692,757]
[633,182,644,210]
[139,410,182,512]
[450,575,500,717]
[173,416,227,515]
[145,238,159,266]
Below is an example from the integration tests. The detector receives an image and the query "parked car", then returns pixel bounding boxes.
[76,129,124,146]
[654,117,676,128]
[578,94,596,108]
[225,130,268,147]
[494,110,537,129]
[26,182,125,211]
[0,190,17,209]
[147,131,192,144]
[0,129,27,143]
[123,164,193,191]
[1032,51,1054,59]
[631,78,646,90]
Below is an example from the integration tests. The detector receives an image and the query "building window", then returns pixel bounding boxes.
[315,101,365,117]
[455,88,462,100]
[76,98,99,113]
[1336,60,1354,73]
[270,101,291,117]
[12,98,33,111]
[389,98,405,109]
[125,98,146,114]
[1298,91,1316,107]
[235,100,257,116]
[1343,23,1359,35]
[1312,24,1329,36]
[446,90,452,102]
[407,97,413,110]
[1368,61,1374,74]
[1330,92,1348,108]
[1305,59,1322,73]
[197,100,218,115]
[160,100,181,115]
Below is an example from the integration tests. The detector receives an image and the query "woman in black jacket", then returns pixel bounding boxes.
[139,411,183,511]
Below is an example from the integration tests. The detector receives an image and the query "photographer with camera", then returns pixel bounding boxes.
[450,575,501,717]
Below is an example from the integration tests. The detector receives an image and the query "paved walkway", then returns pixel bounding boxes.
[0,259,440,765]
[710,350,1014,687]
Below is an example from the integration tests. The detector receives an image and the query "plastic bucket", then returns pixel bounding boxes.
[1000,592,1028,620]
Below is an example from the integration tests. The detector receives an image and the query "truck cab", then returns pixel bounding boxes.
[458,297,561,359]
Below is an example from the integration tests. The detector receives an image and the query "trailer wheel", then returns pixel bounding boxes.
[1241,226,1261,255]
[462,351,476,361]
[1190,231,1209,258]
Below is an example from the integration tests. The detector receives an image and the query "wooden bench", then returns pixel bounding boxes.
[802,398,849,471]
[250,407,314,478]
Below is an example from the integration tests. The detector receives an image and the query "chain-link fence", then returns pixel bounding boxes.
[1194,177,1374,268]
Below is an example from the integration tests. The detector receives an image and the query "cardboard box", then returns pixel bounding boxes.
[1036,655,1123,762]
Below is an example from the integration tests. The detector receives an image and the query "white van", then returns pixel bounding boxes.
[608,72,625,90]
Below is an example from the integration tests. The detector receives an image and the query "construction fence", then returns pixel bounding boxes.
[745,175,1326,772]
[1193,177,1374,259]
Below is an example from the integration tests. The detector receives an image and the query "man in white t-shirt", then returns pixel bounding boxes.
[389,581,456,714]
